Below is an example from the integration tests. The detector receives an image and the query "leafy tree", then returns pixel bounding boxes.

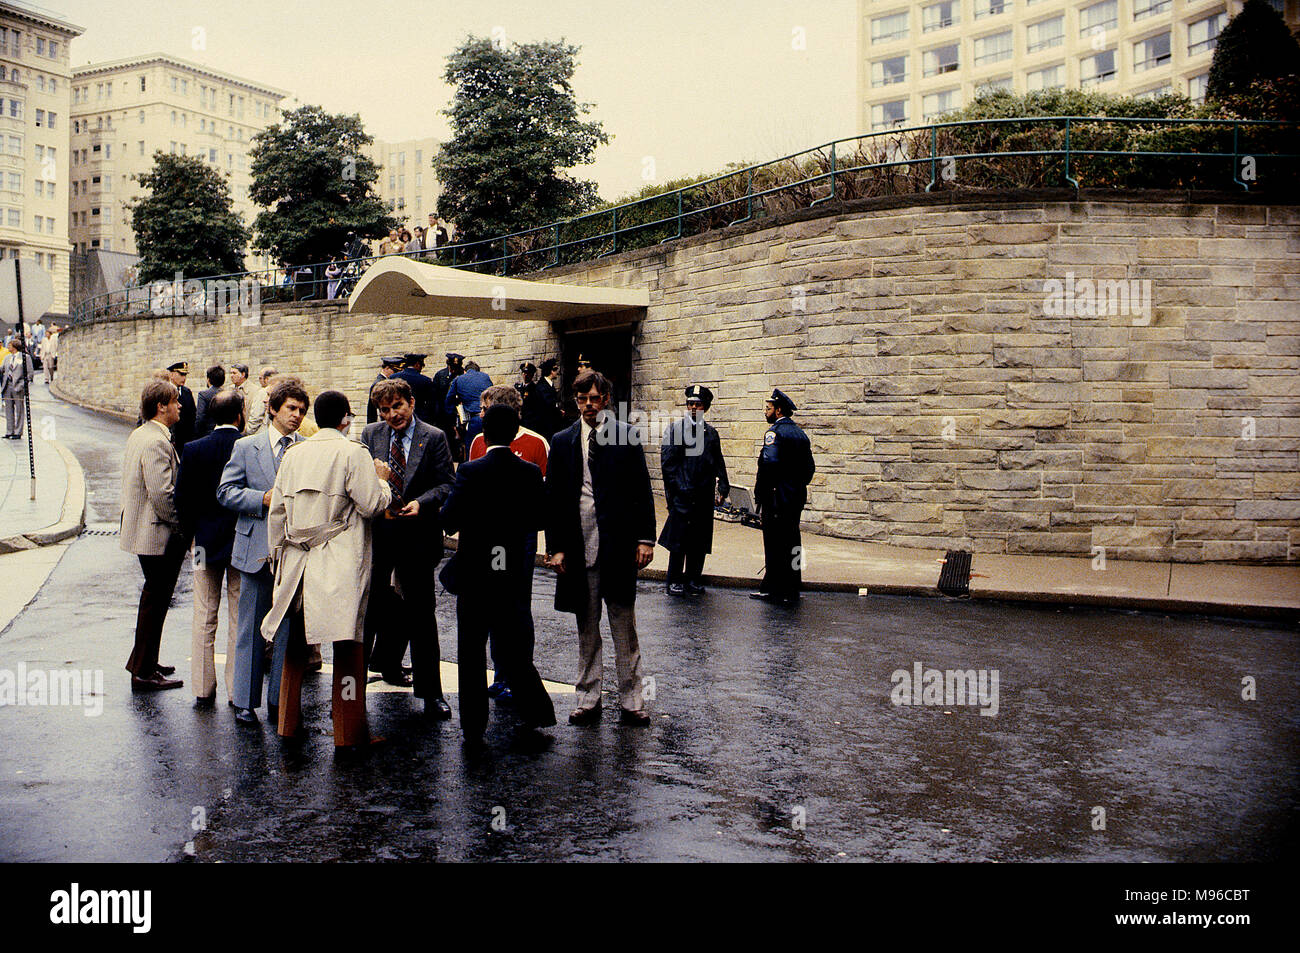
[1203,1,1300,120]
[1207,0,1300,103]
[128,152,249,284]
[248,104,393,267]
[434,37,609,248]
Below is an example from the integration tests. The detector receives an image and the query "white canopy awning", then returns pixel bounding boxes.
[347,255,649,321]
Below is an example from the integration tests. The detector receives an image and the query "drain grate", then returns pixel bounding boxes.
[937,550,972,596]
[80,523,120,537]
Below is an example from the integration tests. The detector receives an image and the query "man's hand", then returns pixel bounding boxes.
[374,459,393,482]
[396,500,420,517]
[635,543,653,570]
[262,489,273,508]
[548,552,566,575]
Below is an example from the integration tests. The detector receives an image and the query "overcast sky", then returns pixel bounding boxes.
[49,0,857,202]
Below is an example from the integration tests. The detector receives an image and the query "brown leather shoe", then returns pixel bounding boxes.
[619,708,651,727]
[568,706,601,726]
[132,672,183,692]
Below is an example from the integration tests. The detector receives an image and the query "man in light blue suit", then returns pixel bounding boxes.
[217,379,309,725]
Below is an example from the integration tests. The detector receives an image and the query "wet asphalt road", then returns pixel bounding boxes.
[1,386,1297,862]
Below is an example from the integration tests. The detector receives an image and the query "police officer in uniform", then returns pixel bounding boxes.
[395,352,439,426]
[366,355,404,424]
[431,352,465,461]
[167,361,197,450]
[659,385,729,596]
[751,388,814,606]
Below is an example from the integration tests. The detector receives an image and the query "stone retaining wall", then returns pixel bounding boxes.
[58,193,1300,562]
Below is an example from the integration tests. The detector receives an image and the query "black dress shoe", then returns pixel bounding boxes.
[155,664,176,676]
[666,582,686,596]
[305,659,322,674]
[568,706,601,726]
[619,708,651,727]
[685,581,706,595]
[382,671,413,688]
[233,707,259,725]
[749,591,777,601]
[427,697,452,719]
[132,672,183,692]
[193,693,215,709]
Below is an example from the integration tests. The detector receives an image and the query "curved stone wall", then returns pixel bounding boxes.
[58,193,1300,562]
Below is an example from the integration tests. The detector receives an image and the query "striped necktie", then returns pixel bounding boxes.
[389,431,406,500]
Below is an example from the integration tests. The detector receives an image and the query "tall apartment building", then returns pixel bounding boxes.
[0,1,83,316]
[67,54,286,269]
[368,135,441,233]
[858,0,1300,132]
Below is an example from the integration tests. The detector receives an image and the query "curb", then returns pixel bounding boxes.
[49,379,134,422]
[0,438,87,553]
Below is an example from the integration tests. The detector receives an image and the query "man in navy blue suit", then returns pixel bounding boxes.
[176,389,245,708]
[440,404,556,740]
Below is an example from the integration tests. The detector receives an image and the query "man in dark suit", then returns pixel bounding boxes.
[440,404,556,740]
[545,369,655,727]
[168,360,197,449]
[175,389,245,707]
[361,377,456,717]
[523,357,563,439]
[193,364,226,440]
[394,352,439,427]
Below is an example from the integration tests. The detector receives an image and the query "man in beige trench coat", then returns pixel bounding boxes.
[261,391,392,744]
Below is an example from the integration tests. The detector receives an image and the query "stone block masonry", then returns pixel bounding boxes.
[58,194,1300,562]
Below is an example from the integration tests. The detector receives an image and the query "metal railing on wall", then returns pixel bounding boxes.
[71,115,1298,326]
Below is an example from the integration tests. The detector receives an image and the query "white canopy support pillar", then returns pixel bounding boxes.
[346,255,649,321]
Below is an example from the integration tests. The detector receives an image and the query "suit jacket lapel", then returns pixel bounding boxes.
[404,422,429,477]
[255,434,275,486]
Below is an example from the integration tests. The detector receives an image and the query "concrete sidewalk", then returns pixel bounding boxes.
[640,498,1300,621]
[0,408,85,552]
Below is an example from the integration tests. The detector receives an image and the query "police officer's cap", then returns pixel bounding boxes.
[381,355,404,368]
[446,352,464,364]
[167,360,189,373]
[685,384,714,409]
[403,352,427,364]
[767,387,796,415]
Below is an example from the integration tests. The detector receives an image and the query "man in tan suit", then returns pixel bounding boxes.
[120,379,187,691]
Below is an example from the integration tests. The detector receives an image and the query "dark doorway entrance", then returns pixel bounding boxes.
[558,323,636,422]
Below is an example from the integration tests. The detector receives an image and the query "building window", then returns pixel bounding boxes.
[35,109,44,127]
[922,88,959,120]
[7,172,20,191]
[5,136,18,155]
[1080,48,1117,86]
[974,31,1013,65]
[1133,0,1170,20]
[870,11,910,43]
[922,1,959,32]
[871,99,908,130]
[923,43,960,76]
[36,37,44,55]
[1136,83,1172,99]
[1188,73,1209,103]
[1026,63,1064,91]
[977,76,1014,95]
[974,0,1011,19]
[415,172,422,187]
[872,54,908,86]
[47,112,55,129]
[415,149,423,164]
[209,148,217,162]
[1026,15,1064,52]
[1188,13,1225,56]
[7,99,22,120]
[1079,0,1117,37]
[139,140,145,155]
[1133,32,1171,72]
